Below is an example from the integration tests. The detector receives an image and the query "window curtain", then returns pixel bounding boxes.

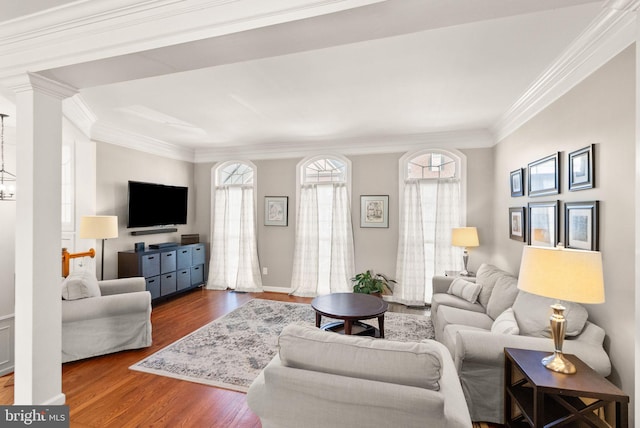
[207,185,263,292]
[395,179,461,305]
[290,183,354,296]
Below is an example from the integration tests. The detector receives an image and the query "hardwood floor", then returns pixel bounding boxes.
[1,289,500,427]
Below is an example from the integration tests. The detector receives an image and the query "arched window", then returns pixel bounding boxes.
[395,149,466,305]
[291,155,354,297]
[208,160,262,292]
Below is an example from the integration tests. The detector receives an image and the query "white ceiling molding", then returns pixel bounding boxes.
[91,122,196,162]
[63,95,97,139]
[193,129,495,162]
[2,72,78,100]
[0,0,385,80]
[492,0,640,142]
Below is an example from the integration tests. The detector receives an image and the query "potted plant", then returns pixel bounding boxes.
[351,270,396,297]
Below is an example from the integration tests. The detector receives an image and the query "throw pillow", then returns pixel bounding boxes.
[486,276,519,320]
[491,308,520,335]
[475,264,515,308]
[511,291,588,338]
[278,323,443,391]
[61,270,101,300]
[447,278,482,303]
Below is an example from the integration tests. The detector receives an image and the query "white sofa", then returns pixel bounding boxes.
[62,274,152,363]
[431,263,611,423]
[247,323,471,428]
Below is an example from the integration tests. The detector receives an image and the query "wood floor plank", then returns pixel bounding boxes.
[0,289,500,427]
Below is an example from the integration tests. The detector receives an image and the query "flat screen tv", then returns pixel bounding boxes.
[127,181,188,228]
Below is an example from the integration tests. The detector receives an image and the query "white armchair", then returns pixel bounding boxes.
[62,276,152,363]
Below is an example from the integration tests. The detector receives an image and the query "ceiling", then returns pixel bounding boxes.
[0,0,607,159]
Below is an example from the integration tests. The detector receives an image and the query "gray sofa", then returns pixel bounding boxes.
[62,275,152,363]
[431,263,611,424]
[247,323,471,428]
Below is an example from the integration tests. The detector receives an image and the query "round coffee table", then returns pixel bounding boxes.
[311,292,389,338]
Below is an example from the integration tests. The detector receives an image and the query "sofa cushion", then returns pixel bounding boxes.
[431,293,485,316]
[278,323,443,390]
[491,308,519,335]
[434,305,493,342]
[475,264,514,308]
[447,278,482,303]
[61,270,101,300]
[512,291,588,338]
[486,276,519,320]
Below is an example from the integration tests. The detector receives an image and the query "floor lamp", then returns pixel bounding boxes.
[80,215,119,280]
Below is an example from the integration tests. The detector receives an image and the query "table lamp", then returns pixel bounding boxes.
[80,215,119,280]
[517,245,605,374]
[451,227,479,276]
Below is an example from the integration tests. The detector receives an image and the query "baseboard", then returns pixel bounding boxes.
[0,314,14,377]
[262,286,291,294]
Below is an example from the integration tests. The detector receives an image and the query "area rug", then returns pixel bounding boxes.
[130,298,434,392]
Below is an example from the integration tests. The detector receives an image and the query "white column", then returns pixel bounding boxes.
[7,73,77,405]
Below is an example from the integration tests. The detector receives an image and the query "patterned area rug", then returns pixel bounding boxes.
[130,298,434,392]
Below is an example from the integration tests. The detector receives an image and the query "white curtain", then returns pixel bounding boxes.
[291,183,354,296]
[207,185,263,292]
[395,180,426,306]
[395,179,461,305]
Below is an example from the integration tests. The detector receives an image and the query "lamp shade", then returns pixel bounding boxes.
[518,246,604,304]
[451,227,479,247]
[80,215,119,239]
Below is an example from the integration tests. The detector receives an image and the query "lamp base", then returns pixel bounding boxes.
[542,351,576,374]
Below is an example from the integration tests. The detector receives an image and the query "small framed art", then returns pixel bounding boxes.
[528,200,559,247]
[564,201,599,250]
[509,207,526,242]
[510,168,524,197]
[528,153,560,197]
[360,195,389,228]
[568,145,595,191]
[264,196,288,226]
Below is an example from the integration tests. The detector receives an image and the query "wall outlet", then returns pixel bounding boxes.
[262,267,268,275]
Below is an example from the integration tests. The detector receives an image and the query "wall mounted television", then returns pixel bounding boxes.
[127,180,188,228]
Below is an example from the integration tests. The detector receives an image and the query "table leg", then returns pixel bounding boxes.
[617,402,628,428]
[315,312,321,328]
[344,320,353,335]
[378,315,385,338]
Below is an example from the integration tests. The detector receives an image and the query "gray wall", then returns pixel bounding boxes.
[96,143,196,280]
[492,46,635,414]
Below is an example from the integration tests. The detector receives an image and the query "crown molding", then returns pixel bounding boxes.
[91,122,196,162]
[2,72,78,100]
[63,95,97,138]
[492,0,640,142]
[0,0,385,80]
[192,129,494,163]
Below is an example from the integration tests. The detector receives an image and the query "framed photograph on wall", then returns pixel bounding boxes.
[565,201,599,250]
[527,200,559,247]
[510,168,524,197]
[509,207,526,242]
[568,145,595,191]
[360,195,389,228]
[528,153,560,197]
[264,196,288,226]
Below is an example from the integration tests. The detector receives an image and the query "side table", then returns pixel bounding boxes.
[504,347,628,427]
[444,270,475,278]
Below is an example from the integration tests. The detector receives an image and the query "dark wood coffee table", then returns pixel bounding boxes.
[311,292,389,338]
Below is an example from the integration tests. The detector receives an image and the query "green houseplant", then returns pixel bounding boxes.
[351,270,396,296]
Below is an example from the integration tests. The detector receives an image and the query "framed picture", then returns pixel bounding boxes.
[510,168,524,197]
[360,195,389,228]
[528,153,560,197]
[509,207,526,242]
[565,201,599,250]
[527,201,559,247]
[264,196,288,226]
[568,145,595,191]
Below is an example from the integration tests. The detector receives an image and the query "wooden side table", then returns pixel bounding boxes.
[504,347,628,427]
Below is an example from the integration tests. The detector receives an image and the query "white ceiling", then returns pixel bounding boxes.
[0,0,607,158]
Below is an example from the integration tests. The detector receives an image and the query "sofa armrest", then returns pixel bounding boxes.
[454,329,611,376]
[62,291,151,323]
[432,276,454,294]
[99,277,146,295]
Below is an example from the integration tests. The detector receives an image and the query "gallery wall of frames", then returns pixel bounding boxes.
[509,144,598,251]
